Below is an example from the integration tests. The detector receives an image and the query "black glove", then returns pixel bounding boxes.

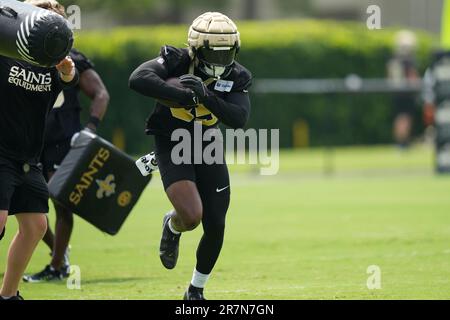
[179,75,211,103]
[181,89,200,108]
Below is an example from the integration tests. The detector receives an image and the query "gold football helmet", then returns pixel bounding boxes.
[188,12,240,78]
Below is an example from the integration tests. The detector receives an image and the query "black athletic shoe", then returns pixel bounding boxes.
[23,265,63,283]
[183,285,206,300]
[159,213,181,270]
[0,292,24,301]
[46,246,71,278]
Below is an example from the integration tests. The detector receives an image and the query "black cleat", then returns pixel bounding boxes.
[23,265,64,283]
[0,292,24,301]
[159,213,181,270]
[183,285,206,300]
[42,246,71,278]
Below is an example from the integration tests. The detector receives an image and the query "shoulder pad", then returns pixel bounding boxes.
[160,46,191,75]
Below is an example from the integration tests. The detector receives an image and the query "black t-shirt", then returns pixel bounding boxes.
[0,55,77,164]
[130,46,252,137]
[44,49,94,145]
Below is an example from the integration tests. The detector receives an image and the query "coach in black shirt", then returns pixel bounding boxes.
[0,1,78,302]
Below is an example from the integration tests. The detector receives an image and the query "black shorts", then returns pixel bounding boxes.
[0,156,49,215]
[154,135,230,195]
[40,139,71,178]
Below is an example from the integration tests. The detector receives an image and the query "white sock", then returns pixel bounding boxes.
[168,218,181,235]
[191,269,210,289]
[1,296,12,300]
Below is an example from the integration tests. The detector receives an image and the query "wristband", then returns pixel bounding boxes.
[88,116,101,128]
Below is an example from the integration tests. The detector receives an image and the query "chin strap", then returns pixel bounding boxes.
[204,78,217,86]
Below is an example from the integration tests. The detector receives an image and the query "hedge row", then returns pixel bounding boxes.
[73,20,436,153]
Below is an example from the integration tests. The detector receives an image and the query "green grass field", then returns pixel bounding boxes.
[1,145,449,300]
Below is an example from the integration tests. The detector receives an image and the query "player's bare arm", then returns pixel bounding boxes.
[79,69,110,131]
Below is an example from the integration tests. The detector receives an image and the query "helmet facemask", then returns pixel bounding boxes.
[196,44,237,78]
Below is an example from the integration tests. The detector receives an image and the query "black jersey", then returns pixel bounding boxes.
[0,55,78,164]
[129,46,252,137]
[44,49,94,145]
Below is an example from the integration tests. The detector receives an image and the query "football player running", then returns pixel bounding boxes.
[130,12,252,300]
